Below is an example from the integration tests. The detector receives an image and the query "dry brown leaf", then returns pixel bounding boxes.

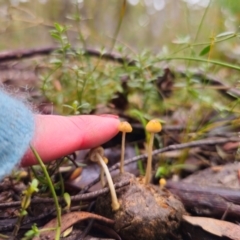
[183,215,240,240]
[33,211,114,240]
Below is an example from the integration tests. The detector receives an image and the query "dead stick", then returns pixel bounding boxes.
[110,136,240,172]
[0,47,56,62]
[166,181,240,218]
[82,136,240,193]
[0,180,129,209]
[0,46,134,65]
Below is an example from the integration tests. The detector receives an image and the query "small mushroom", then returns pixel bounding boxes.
[89,147,120,211]
[159,178,167,189]
[100,157,108,187]
[118,121,132,173]
[145,119,162,184]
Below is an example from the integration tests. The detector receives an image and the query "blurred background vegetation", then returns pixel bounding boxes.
[1,0,240,120]
[0,0,239,52]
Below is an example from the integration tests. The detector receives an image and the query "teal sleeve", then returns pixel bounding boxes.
[0,90,34,180]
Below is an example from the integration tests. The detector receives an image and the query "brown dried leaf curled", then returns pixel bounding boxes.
[33,211,114,240]
[183,215,240,240]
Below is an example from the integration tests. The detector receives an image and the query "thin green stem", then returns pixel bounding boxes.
[12,213,24,237]
[110,0,126,52]
[30,166,47,185]
[59,171,65,197]
[170,33,237,56]
[41,66,61,97]
[30,146,61,240]
[183,1,190,38]
[157,56,240,71]
[77,53,103,111]
[194,0,211,43]
[75,0,86,49]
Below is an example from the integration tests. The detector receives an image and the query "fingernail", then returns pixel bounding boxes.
[99,114,119,119]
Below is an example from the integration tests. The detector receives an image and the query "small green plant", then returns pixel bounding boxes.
[22,223,58,240]
[155,164,195,179]
[41,23,126,115]
[22,224,40,240]
[12,179,39,238]
[31,146,62,240]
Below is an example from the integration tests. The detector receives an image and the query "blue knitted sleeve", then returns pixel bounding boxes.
[0,90,34,180]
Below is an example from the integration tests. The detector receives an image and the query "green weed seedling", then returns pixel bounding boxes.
[22,223,40,240]
[12,179,39,238]
[22,223,57,240]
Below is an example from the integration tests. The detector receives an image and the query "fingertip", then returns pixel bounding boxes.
[99,114,119,119]
[76,115,120,149]
[21,114,120,166]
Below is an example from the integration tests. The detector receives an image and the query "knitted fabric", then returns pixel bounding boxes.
[0,90,34,180]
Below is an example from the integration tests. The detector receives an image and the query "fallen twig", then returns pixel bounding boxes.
[82,136,240,193]
[0,46,134,65]
[110,136,240,171]
[0,180,130,209]
[0,47,56,62]
[0,209,55,231]
[166,181,240,219]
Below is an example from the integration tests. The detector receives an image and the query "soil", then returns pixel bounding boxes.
[95,172,185,240]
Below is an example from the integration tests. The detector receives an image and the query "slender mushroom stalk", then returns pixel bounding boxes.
[89,147,120,211]
[118,121,133,174]
[145,119,162,184]
[100,157,108,187]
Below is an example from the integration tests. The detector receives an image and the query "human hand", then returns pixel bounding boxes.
[21,114,119,166]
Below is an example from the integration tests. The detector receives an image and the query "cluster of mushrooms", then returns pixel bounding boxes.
[89,119,162,211]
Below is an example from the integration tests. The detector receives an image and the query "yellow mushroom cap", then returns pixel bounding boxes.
[159,178,167,188]
[146,119,162,133]
[118,121,133,133]
[89,147,104,163]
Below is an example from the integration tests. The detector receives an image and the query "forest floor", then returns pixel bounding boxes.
[0,47,240,240]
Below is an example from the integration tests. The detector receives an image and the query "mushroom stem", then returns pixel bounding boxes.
[96,153,120,211]
[120,132,126,173]
[145,133,154,184]
[100,168,105,187]
[145,119,162,184]
[118,121,132,174]
[100,157,108,187]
